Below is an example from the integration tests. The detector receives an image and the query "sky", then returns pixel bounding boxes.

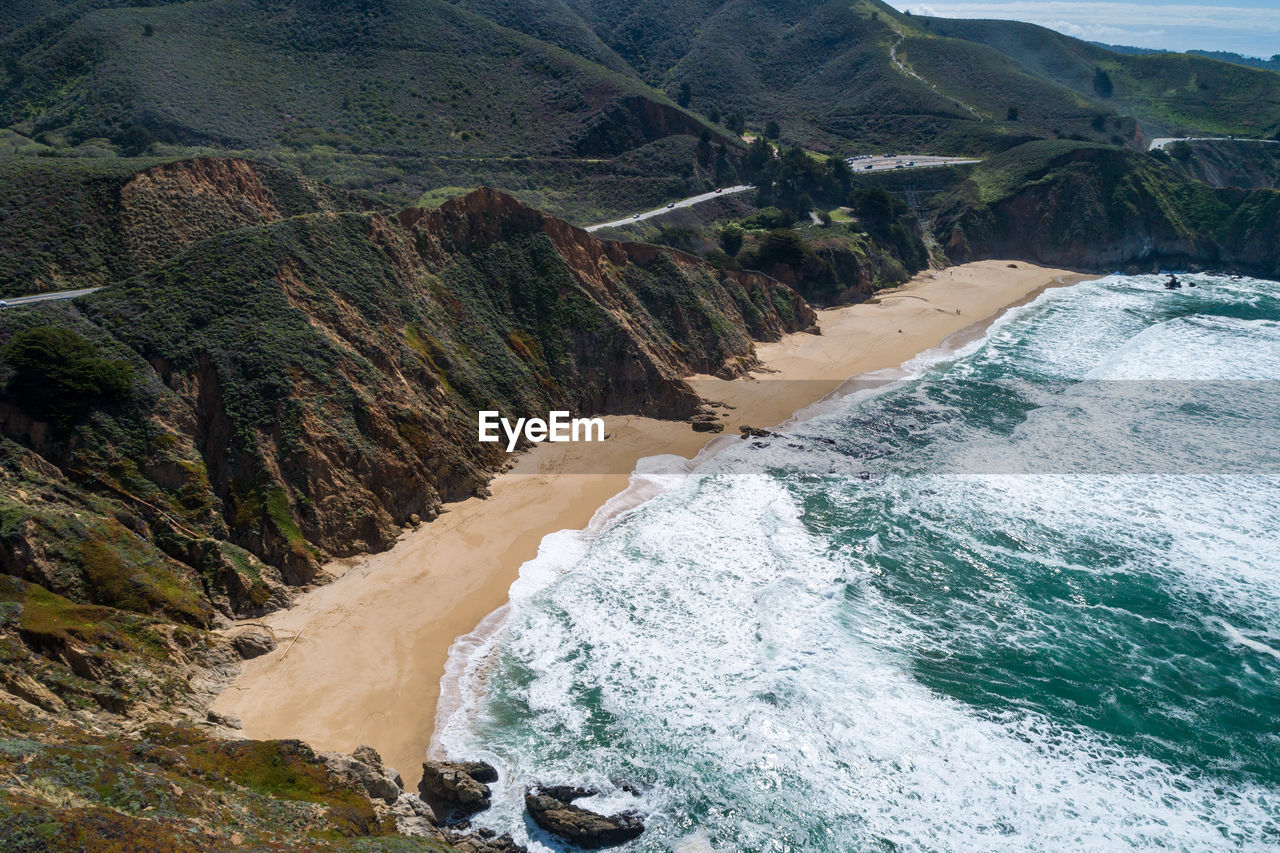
[898,0,1280,58]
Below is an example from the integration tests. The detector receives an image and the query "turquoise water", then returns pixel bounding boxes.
[438,274,1280,851]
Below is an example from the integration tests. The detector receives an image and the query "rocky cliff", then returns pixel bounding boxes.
[932,141,1280,277]
[0,158,814,848]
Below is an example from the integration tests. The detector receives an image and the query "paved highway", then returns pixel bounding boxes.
[586,185,754,231]
[846,154,980,172]
[0,287,101,308]
[584,155,978,231]
[1149,136,1280,151]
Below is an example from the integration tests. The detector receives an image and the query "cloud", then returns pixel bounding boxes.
[901,1,1280,54]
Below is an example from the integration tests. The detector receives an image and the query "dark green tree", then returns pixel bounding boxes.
[1093,67,1114,98]
[2,327,133,428]
[677,82,692,107]
[764,120,781,140]
[719,224,744,257]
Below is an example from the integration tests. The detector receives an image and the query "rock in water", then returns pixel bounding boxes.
[419,760,498,817]
[524,786,645,848]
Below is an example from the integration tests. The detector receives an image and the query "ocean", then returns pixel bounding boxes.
[435,273,1280,851]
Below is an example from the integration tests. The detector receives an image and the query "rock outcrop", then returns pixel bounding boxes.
[524,786,646,849]
[229,627,276,659]
[419,759,500,818]
[320,745,404,805]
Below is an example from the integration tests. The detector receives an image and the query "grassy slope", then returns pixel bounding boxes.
[611,0,1125,153]
[925,16,1280,140]
[0,0,730,221]
[0,155,375,296]
[5,0,1280,218]
[1,0,662,154]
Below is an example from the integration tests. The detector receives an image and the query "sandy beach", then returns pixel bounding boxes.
[209,260,1085,787]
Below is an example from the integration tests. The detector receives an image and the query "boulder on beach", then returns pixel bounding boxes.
[419,759,498,817]
[230,627,276,659]
[524,786,645,849]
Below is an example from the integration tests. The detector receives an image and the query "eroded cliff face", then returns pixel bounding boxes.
[2,159,813,604]
[0,161,815,848]
[934,143,1280,277]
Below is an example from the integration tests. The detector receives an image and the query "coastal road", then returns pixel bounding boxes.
[584,155,979,232]
[0,286,102,307]
[585,185,753,231]
[1149,136,1280,151]
[847,154,981,172]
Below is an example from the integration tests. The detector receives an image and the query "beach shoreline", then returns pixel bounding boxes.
[209,260,1087,789]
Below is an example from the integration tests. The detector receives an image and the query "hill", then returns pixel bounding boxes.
[924,16,1280,140]
[0,0,731,219]
[6,0,1280,219]
[1094,43,1280,74]
[930,140,1280,276]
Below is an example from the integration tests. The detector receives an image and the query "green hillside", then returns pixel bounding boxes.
[924,16,1280,139]
[5,0,1280,220]
[930,140,1280,276]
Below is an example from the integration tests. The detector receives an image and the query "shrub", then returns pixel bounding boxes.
[2,326,133,428]
[719,224,744,257]
[740,206,794,230]
[755,229,806,267]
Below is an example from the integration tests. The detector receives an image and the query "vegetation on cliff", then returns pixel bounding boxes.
[930,140,1280,276]
[0,156,814,848]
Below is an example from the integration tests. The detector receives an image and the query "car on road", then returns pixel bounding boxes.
[666,202,675,208]
[908,161,915,166]
[864,164,874,170]
[633,213,641,219]
[0,301,8,308]
[714,187,722,193]
[894,164,904,169]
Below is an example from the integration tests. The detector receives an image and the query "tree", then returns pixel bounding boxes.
[677,82,692,108]
[764,120,781,140]
[755,229,806,268]
[745,136,773,177]
[143,23,155,37]
[719,225,744,257]
[2,326,133,428]
[120,123,156,155]
[824,155,853,197]
[1006,106,1019,121]
[1093,67,1114,98]
[708,107,721,124]
[726,113,745,135]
